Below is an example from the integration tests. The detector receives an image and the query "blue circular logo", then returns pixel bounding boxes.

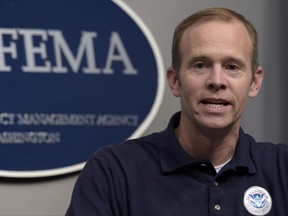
[243,186,272,215]
[0,0,165,177]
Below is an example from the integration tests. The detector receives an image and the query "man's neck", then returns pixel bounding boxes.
[175,122,239,167]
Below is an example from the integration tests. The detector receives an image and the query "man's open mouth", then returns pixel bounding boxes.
[201,99,230,108]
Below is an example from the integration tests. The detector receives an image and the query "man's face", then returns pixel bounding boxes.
[167,19,263,131]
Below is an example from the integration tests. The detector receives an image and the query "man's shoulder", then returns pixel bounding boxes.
[252,139,288,152]
[245,132,288,149]
[248,134,288,161]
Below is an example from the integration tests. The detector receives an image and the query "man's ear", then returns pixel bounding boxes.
[249,66,263,98]
[167,66,180,97]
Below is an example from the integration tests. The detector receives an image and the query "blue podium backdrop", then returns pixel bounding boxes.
[0,0,165,177]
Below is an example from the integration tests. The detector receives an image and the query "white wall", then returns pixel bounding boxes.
[0,1,286,216]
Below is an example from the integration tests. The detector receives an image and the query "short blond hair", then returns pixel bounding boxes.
[171,7,259,72]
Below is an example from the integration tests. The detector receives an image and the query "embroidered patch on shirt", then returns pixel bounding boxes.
[243,186,272,215]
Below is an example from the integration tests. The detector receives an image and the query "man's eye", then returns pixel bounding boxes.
[194,62,205,69]
[226,64,239,70]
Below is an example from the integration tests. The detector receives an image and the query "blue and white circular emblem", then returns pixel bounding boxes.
[0,0,165,178]
[243,186,272,215]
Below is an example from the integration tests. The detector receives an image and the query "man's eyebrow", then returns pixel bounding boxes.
[224,57,247,68]
[189,55,210,61]
[187,55,247,67]
[187,55,211,66]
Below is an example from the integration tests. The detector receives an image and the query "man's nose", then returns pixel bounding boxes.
[206,67,228,91]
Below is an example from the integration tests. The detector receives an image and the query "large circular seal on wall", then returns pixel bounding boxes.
[0,0,165,178]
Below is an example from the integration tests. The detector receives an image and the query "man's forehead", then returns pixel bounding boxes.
[186,18,243,33]
[181,19,252,48]
[179,19,253,67]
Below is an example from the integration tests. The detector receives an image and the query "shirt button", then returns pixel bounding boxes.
[213,181,219,186]
[214,204,221,211]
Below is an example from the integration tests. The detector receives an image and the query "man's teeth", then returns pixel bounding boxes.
[206,103,225,108]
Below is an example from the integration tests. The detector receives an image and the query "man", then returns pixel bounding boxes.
[66,8,288,216]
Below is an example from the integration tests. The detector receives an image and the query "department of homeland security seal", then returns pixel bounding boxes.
[243,186,272,215]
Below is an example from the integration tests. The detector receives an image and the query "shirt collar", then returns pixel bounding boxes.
[158,112,203,172]
[158,112,257,174]
[227,128,257,174]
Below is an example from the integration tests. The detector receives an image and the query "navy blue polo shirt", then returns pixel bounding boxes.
[66,112,288,216]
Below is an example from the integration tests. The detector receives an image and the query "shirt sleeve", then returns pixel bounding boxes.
[65,153,124,216]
